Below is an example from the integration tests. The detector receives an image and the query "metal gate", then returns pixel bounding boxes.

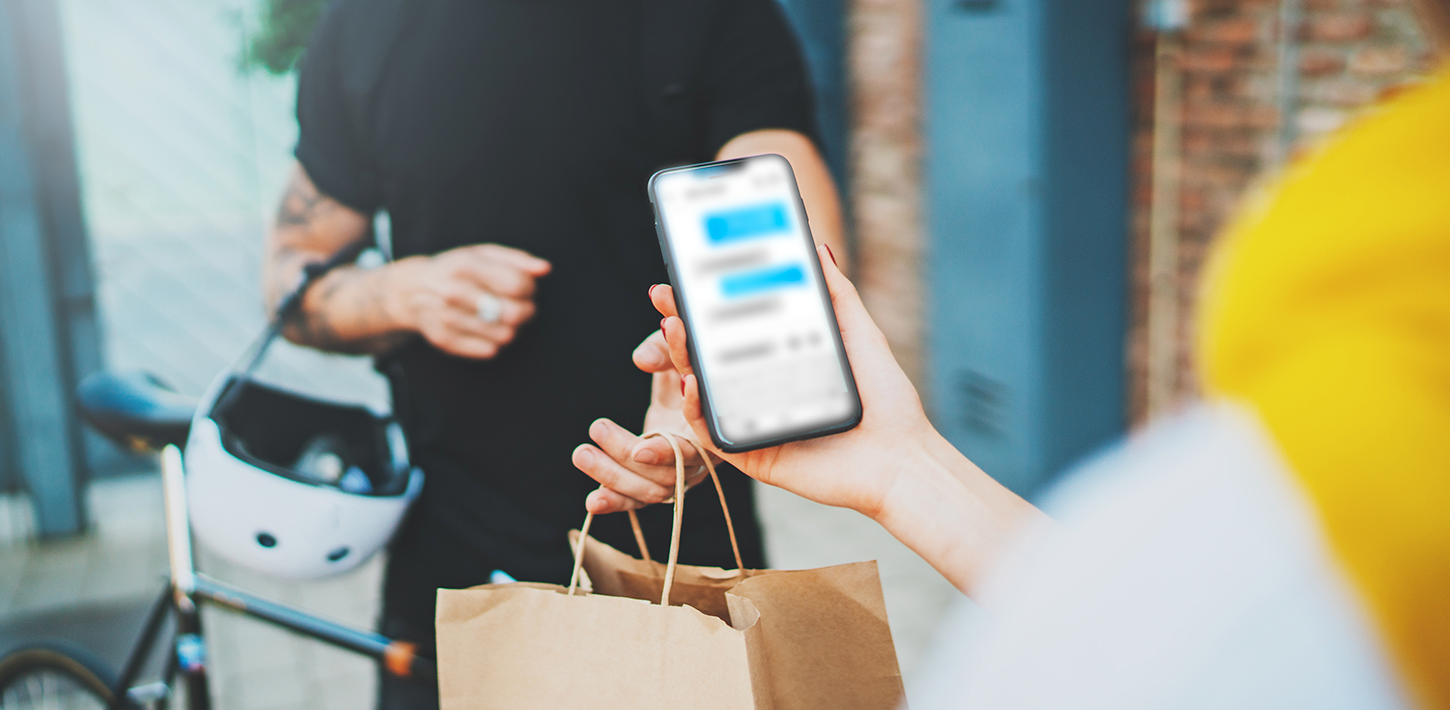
[1,0,386,537]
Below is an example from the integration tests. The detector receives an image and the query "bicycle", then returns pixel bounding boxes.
[0,370,435,709]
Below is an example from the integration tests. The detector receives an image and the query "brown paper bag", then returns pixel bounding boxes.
[436,433,906,710]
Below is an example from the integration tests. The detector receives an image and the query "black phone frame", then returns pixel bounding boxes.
[647,154,863,453]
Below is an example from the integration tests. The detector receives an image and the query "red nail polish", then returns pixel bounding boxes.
[660,317,668,331]
[648,284,659,298]
[823,244,838,266]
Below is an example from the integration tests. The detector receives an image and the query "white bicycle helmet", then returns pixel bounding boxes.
[185,246,423,579]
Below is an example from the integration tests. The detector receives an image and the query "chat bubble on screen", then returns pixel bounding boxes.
[719,264,806,299]
[705,203,790,244]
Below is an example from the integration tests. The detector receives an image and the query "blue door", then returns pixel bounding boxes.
[926,0,1131,498]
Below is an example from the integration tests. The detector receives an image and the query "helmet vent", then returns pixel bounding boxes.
[256,532,278,548]
[326,547,351,562]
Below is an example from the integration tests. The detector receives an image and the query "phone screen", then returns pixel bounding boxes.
[650,155,860,451]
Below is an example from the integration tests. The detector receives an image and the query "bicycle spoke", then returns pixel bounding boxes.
[0,669,106,710]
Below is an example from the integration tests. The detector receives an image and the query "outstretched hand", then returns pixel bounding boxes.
[570,348,713,511]
[570,308,715,512]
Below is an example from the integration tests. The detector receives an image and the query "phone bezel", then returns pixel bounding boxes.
[647,154,863,453]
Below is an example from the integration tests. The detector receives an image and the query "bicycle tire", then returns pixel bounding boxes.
[0,641,122,710]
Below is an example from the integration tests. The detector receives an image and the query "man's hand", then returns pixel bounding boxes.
[263,163,550,358]
[383,245,550,359]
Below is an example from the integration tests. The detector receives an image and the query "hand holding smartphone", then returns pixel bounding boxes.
[648,154,862,452]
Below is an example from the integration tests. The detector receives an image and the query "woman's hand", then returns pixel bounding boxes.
[575,245,935,519]
[573,246,1049,597]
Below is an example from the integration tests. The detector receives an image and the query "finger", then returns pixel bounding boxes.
[679,374,723,461]
[466,243,552,276]
[816,244,887,350]
[572,444,675,504]
[660,315,694,379]
[649,283,679,319]
[456,259,540,300]
[429,332,500,359]
[647,284,692,376]
[589,418,642,457]
[681,374,705,433]
[435,307,518,344]
[441,287,536,327]
[632,330,673,373]
[629,432,705,468]
[591,420,672,481]
[417,310,516,359]
[589,418,703,486]
[586,487,648,514]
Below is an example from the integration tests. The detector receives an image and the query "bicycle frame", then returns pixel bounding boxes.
[107,445,434,710]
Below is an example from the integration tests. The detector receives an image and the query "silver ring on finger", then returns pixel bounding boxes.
[475,293,504,323]
[683,464,708,491]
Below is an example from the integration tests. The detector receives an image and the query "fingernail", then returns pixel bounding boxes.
[823,244,837,266]
[634,448,657,464]
[660,317,668,331]
[680,377,686,396]
[648,284,659,299]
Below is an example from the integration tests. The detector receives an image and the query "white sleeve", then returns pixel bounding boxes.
[904,404,1409,710]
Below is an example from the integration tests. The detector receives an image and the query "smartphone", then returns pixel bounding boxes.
[648,154,862,453]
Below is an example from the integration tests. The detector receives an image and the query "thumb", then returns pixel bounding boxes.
[816,244,890,353]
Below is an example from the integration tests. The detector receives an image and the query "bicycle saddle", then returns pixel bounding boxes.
[76,370,198,451]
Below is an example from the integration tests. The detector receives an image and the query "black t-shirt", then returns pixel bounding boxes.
[295,0,819,633]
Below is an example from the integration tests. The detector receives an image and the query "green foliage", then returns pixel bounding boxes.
[245,0,329,75]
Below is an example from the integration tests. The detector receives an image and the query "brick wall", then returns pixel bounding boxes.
[1293,2,1437,138]
[1126,0,1437,423]
[848,0,925,386]
[843,0,1437,423]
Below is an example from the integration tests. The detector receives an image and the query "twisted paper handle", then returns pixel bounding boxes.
[567,432,742,606]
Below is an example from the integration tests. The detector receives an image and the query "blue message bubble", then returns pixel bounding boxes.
[720,264,805,299]
[705,203,790,244]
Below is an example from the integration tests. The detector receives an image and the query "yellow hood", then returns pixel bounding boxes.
[1200,70,1450,708]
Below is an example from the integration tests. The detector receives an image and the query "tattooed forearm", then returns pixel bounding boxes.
[265,163,402,355]
[280,266,412,355]
[283,269,348,347]
[275,170,338,229]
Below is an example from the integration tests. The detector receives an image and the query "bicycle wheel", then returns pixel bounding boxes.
[0,641,117,710]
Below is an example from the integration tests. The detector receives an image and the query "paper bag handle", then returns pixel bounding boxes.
[623,434,743,569]
[567,432,743,606]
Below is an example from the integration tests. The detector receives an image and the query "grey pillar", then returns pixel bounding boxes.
[925,0,1131,498]
[0,0,101,536]
[776,0,850,194]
